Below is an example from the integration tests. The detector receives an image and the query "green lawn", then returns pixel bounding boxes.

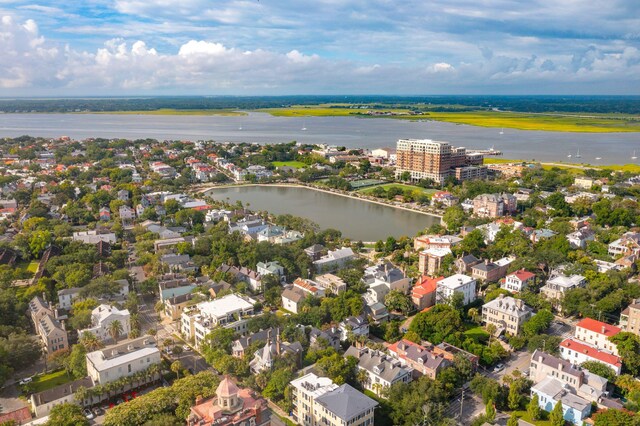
[27,261,39,273]
[272,161,307,169]
[358,183,437,196]
[464,324,490,343]
[29,369,74,393]
[511,409,552,425]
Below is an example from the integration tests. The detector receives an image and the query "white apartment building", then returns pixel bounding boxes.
[180,294,256,349]
[559,338,622,375]
[290,373,377,426]
[78,304,131,343]
[574,318,621,355]
[86,337,161,385]
[436,274,477,305]
[482,295,534,335]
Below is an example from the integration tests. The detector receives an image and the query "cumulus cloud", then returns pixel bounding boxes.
[0,12,639,95]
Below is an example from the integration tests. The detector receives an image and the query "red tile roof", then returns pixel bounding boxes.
[576,318,621,337]
[560,338,622,368]
[412,276,442,296]
[509,269,535,281]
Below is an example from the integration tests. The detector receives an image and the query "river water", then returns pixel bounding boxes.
[206,185,439,241]
[0,112,638,164]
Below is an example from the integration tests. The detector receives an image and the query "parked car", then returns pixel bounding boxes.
[523,368,530,376]
[18,377,33,385]
[92,407,103,416]
[116,398,124,405]
[83,408,95,420]
[493,363,505,372]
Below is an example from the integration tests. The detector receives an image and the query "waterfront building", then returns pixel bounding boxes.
[395,139,482,184]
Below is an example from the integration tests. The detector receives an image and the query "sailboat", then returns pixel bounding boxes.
[238,121,243,130]
[632,150,638,160]
[301,120,307,131]
[567,153,572,158]
[575,149,581,159]
[499,128,504,135]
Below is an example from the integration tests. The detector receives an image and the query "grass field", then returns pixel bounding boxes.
[272,161,307,169]
[358,183,437,195]
[27,261,39,273]
[261,105,640,133]
[463,324,490,343]
[484,157,640,174]
[30,369,74,393]
[512,409,552,425]
[91,108,246,116]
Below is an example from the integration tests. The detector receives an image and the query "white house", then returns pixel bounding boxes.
[57,287,81,310]
[78,304,131,343]
[501,269,535,293]
[86,337,161,385]
[338,315,369,341]
[30,377,94,418]
[436,274,477,305]
[313,247,355,273]
[344,346,412,397]
[574,318,621,355]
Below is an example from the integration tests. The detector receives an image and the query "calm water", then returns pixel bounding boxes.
[0,112,638,164]
[206,185,439,241]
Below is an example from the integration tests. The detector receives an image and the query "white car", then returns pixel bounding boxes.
[83,408,95,420]
[18,377,33,385]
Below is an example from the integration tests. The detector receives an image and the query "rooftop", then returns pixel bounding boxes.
[576,318,621,337]
[86,337,159,372]
[315,383,378,421]
[438,274,475,289]
[560,338,622,368]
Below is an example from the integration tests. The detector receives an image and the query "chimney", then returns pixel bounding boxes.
[195,395,203,405]
[602,326,606,334]
[247,336,251,345]
[485,259,489,265]
[276,328,281,355]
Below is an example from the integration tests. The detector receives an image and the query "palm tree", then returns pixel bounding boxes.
[80,331,102,351]
[75,386,89,407]
[486,323,497,344]
[171,360,183,380]
[130,313,140,332]
[468,307,480,324]
[148,363,161,384]
[129,328,140,339]
[108,320,124,343]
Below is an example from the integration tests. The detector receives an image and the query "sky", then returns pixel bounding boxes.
[0,0,639,95]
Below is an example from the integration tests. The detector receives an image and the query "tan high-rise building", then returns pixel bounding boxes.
[395,139,484,184]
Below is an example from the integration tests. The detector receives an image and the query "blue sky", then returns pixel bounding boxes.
[0,0,638,95]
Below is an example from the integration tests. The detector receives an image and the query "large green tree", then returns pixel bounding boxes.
[46,403,89,426]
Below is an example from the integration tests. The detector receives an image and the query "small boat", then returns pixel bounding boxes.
[567,153,572,158]
[499,128,504,135]
[595,157,602,160]
[575,149,581,158]
[632,150,637,160]
[301,127,307,131]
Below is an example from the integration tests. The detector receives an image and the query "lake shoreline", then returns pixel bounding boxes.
[201,182,443,220]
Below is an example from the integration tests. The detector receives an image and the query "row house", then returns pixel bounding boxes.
[387,339,451,379]
[559,338,623,375]
[471,256,514,283]
[574,318,620,355]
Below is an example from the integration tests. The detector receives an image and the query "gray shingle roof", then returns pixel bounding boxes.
[315,383,377,421]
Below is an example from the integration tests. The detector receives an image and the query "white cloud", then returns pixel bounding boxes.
[0,14,639,94]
